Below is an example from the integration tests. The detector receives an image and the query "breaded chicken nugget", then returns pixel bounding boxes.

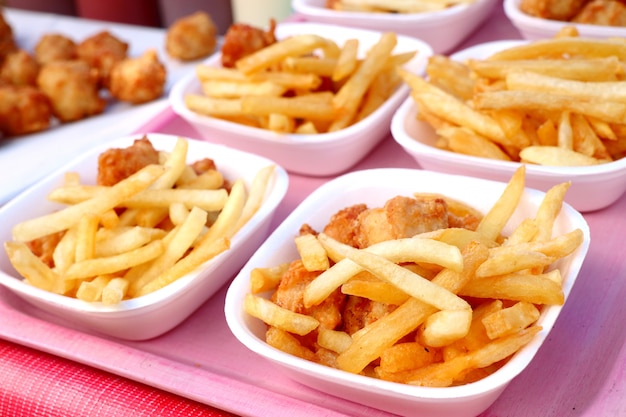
[109,49,166,104]
[34,33,77,65]
[0,11,17,62]
[166,11,218,61]
[519,0,588,20]
[573,0,626,25]
[220,20,277,68]
[76,31,128,88]
[0,85,52,137]
[0,49,40,86]
[37,60,106,123]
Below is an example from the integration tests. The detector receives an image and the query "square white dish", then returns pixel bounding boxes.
[224,168,590,417]
[391,39,626,212]
[504,0,626,40]
[169,21,433,177]
[292,0,499,53]
[0,133,289,341]
[0,8,206,205]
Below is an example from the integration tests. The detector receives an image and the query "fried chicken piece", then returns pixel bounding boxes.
[109,49,166,104]
[34,33,77,65]
[342,295,397,335]
[36,59,105,123]
[97,137,160,186]
[271,259,345,330]
[0,85,52,137]
[25,231,65,268]
[0,49,40,86]
[220,20,277,68]
[191,157,217,174]
[322,203,368,248]
[76,31,128,88]
[519,0,588,20]
[573,0,626,25]
[0,11,17,62]
[354,196,449,248]
[166,11,218,61]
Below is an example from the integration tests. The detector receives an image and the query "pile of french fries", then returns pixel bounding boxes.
[4,137,274,304]
[402,27,626,166]
[185,32,416,134]
[245,166,585,387]
[328,0,475,13]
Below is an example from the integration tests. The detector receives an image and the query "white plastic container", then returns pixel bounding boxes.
[169,22,432,177]
[391,40,626,212]
[225,168,590,417]
[291,0,499,53]
[0,133,289,340]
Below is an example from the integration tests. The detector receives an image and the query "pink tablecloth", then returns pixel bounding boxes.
[2,3,626,417]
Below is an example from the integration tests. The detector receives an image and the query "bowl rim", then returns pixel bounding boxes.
[292,0,488,23]
[169,21,433,145]
[504,0,626,37]
[0,133,289,316]
[225,167,591,402]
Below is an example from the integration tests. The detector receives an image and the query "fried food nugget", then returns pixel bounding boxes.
[109,49,166,104]
[166,11,217,61]
[36,60,106,123]
[34,33,77,65]
[0,85,52,137]
[76,31,128,88]
[221,20,277,68]
[519,0,588,20]
[0,49,40,86]
[573,0,626,25]
[97,137,160,186]
[0,10,17,62]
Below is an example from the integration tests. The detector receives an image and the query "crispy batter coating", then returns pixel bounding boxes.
[271,259,346,330]
[342,295,398,335]
[519,0,588,20]
[109,49,166,104]
[97,137,160,186]
[76,30,128,88]
[36,59,106,123]
[34,33,77,65]
[354,196,449,248]
[166,11,217,61]
[220,20,277,68]
[0,49,40,86]
[0,84,52,137]
[0,10,17,62]
[322,204,368,248]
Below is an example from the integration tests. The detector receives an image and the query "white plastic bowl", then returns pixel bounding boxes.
[504,0,626,40]
[169,22,432,177]
[225,168,590,417]
[391,39,626,213]
[0,133,289,341]
[292,0,499,53]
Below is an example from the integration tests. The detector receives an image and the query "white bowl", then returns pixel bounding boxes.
[292,0,499,53]
[504,0,626,40]
[169,22,432,177]
[225,168,590,417]
[0,133,289,341]
[391,39,626,213]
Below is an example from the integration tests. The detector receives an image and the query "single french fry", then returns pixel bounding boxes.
[244,294,320,336]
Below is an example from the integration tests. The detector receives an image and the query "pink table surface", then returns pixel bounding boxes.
[2,3,626,417]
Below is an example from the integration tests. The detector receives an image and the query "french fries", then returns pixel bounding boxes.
[4,136,275,303]
[244,166,585,387]
[402,28,626,166]
[187,32,416,134]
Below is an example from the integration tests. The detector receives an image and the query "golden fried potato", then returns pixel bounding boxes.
[165,11,218,61]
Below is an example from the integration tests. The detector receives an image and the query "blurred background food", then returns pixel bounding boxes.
[1,0,282,34]
[519,0,626,26]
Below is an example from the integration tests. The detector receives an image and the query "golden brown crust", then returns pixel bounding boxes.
[165,11,217,61]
